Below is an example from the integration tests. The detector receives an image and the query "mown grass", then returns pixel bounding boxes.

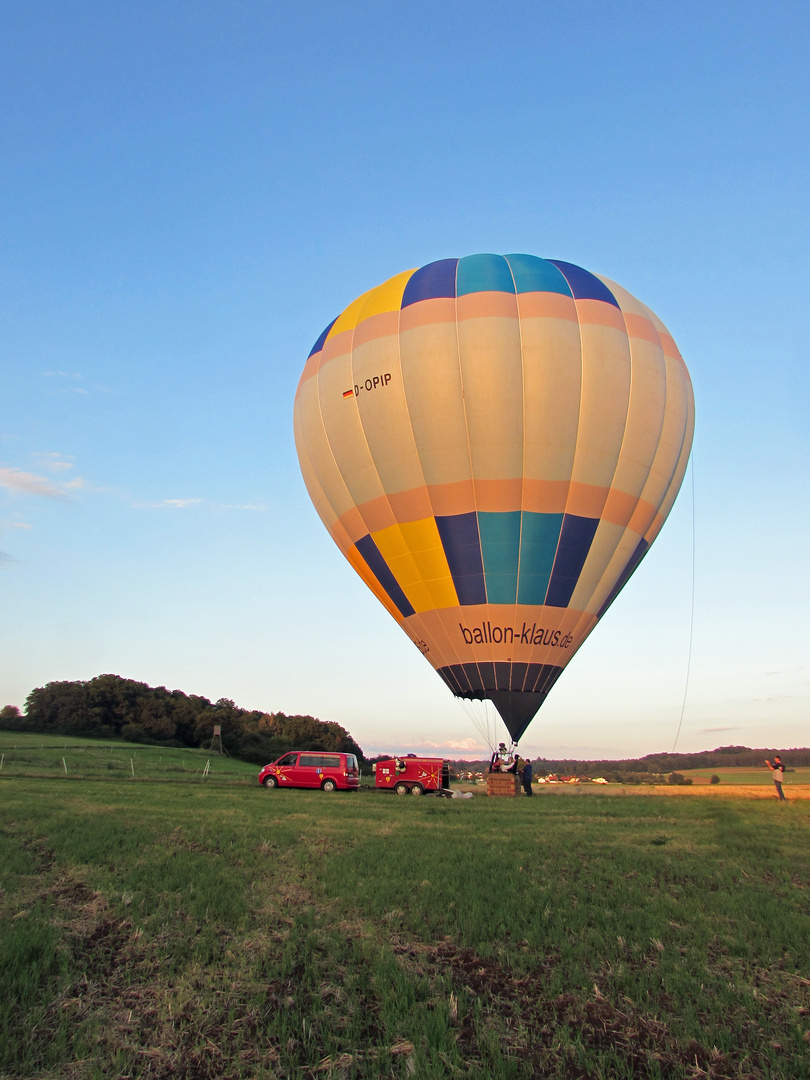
[1,757,808,1078]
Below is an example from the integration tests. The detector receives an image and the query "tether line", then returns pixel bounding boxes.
[672,457,696,753]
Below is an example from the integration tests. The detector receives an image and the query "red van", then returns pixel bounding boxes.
[373,755,450,795]
[258,751,360,792]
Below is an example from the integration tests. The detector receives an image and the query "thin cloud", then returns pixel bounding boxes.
[700,726,740,734]
[0,467,67,499]
[0,519,32,566]
[134,498,270,513]
[34,452,75,473]
[421,738,486,752]
[41,371,105,396]
[141,498,267,511]
[157,498,204,509]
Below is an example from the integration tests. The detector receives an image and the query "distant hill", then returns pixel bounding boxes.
[451,745,810,777]
[0,675,364,765]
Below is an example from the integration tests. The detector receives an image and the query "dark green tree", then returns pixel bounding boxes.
[0,704,22,728]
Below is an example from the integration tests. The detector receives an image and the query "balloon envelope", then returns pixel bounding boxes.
[294,255,694,742]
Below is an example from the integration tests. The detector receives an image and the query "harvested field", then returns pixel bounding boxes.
[523,784,810,800]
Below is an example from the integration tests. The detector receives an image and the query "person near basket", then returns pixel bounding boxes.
[521,758,533,796]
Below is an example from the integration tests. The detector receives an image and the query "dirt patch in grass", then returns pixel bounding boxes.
[20,833,58,872]
[43,902,289,1080]
[389,937,804,1079]
[12,841,388,1080]
[3,839,275,1080]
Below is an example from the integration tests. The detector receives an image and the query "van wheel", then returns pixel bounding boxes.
[321,778,337,792]
[410,783,424,796]
[394,782,409,795]
[263,775,278,788]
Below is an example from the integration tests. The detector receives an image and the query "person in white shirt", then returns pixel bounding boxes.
[765,756,787,801]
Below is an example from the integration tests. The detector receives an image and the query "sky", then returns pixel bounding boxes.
[1,0,808,760]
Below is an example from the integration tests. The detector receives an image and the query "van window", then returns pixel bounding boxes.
[277,752,298,766]
[299,754,341,768]
[346,755,358,770]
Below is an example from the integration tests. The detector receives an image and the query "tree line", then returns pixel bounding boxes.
[0,674,364,766]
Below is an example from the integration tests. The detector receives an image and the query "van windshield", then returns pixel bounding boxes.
[346,755,358,770]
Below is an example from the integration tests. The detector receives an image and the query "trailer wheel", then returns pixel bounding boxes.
[263,775,278,788]
[321,778,337,792]
[394,782,409,795]
[410,783,424,796]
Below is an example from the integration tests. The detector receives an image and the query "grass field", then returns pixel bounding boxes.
[0,732,256,784]
[679,768,810,787]
[1,735,809,1079]
[3,733,808,790]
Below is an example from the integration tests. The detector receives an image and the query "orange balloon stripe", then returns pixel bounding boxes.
[338,483,660,540]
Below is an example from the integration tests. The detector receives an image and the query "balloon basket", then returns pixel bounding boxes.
[487,773,521,797]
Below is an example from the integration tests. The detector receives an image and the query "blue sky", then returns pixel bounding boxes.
[2,1,808,759]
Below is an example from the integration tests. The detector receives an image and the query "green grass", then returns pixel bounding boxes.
[0,730,256,783]
[1,740,809,1078]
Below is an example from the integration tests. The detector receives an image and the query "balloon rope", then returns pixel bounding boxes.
[483,700,496,754]
[458,698,495,757]
[484,698,494,752]
[671,457,696,753]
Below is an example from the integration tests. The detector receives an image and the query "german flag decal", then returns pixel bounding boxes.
[342,388,354,398]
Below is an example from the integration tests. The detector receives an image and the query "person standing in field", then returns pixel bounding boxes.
[521,758,533,796]
[765,756,787,801]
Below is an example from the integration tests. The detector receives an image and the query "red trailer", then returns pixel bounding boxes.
[373,755,450,795]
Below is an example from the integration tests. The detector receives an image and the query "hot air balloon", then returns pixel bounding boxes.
[293,254,694,745]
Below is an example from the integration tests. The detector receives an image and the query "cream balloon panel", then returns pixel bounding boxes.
[399,309,472,497]
[293,254,694,740]
[647,377,695,546]
[518,304,583,492]
[456,303,524,484]
[293,377,355,533]
[352,331,424,498]
[566,322,668,618]
[318,335,387,520]
[567,307,633,496]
